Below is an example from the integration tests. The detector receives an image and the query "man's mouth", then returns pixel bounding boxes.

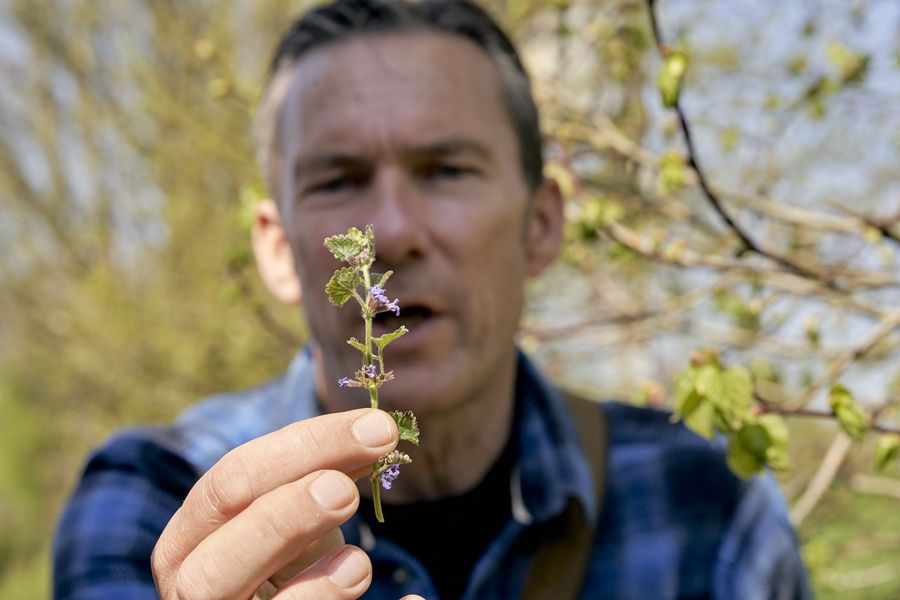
[372,305,435,334]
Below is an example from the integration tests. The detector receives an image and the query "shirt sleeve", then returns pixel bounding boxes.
[713,473,812,600]
[53,430,198,600]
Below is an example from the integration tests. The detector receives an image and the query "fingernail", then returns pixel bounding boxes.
[309,471,355,511]
[351,410,394,448]
[327,548,369,588]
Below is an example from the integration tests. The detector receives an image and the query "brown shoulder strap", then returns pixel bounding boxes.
[521,390,608,600]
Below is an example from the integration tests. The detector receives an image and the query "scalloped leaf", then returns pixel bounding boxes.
[325,267,360,306]
[323,226,373,263]
[389,410,419,445]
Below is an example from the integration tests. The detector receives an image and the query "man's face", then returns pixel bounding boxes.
[273,32,558,414]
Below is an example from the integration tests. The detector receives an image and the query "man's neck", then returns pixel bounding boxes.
[316,351,518,503]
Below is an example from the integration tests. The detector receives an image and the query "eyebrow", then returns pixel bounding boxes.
[408,138,492,162]
[292,137,493,181]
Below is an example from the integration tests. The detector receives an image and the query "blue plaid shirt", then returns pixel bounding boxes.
[54,348,810,599]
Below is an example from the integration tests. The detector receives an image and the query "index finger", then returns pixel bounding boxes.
[154,408,397,574]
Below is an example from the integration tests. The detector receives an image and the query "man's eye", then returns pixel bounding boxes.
[308,171,369,194]
[310,177,349,193]
[418,163,470,180]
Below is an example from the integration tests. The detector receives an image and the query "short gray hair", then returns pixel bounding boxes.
[254,0,543,196]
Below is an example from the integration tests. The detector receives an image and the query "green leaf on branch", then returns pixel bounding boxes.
[685,401,715,439]
[672,358,755,442]
[673,366,700,417]
[389,410,420,445]
[757,413,791,470]
[374,326,408,352]
[658,49,688,108]
[875,434,900,471]
[346,337,367,353]
[323,226,374,264]
[695,364,724,400]
[727,425,769,479]
[656,150,686,195]
[828,384,869,440]
[826,40,869,84]
[717,366,754,431]
[726,414,791,478]
[325,267,360,307]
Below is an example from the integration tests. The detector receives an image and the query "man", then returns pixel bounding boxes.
[53,0,811,598]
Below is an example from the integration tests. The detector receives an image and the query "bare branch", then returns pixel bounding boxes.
[790,432,853,526]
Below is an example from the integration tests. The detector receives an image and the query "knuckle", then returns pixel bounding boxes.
[198,451,256,524]
[291,418,334,459]
[252,483,312,545]
[174,560,220,600]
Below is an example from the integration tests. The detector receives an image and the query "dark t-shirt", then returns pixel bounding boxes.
[360,432,517,600]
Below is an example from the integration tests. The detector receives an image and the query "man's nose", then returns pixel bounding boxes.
[366,169,426,266]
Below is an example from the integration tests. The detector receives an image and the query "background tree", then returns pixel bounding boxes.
[0,0,898,597]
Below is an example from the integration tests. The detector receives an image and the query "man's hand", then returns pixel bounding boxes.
[151,408,404,599]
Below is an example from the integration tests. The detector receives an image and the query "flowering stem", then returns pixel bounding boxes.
[360,264,386,521]
[325,226,417,525]
[372,473,384,523]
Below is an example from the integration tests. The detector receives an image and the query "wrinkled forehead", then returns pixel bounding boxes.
[273,31,512,156]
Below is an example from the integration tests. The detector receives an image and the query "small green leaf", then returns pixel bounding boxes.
[737,422,771,462]
[658,50,688,108]
[374,326,408,352]
[875,434,900,472]
[835,403,868,441]
[656,149,686,195]
[826,40,869,84]
[716,366,754,431]
[389,410,419,445]
[325,267,360,307]
[371,270,393,288]
[673,366,699,418]
[727,431,766,479]
[829,384,869,440]
[323,226,373,263]
[758,414,789,447]
[684,400,715,439]
[696,365,724,402]
[346,337,367,353]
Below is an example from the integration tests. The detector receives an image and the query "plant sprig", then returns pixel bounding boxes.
[324,225,420,523]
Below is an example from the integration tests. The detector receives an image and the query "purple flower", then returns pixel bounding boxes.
[380,464,401,490]
[370,285,389,303]
[363,364,376,378]
[385,298,400,316]
[338,377,352,388]
[369,285,400,316]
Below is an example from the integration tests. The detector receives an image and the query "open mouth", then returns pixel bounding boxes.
[372,305,434,334]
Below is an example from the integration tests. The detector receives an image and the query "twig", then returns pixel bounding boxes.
[646,0,838,287]
[826,199,900,248]
[757,401,900,436]
[793,307,900,409]
[790,431,853,526]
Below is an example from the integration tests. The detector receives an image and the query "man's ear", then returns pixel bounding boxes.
[525,177,565,277]
[251,199,302,305]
